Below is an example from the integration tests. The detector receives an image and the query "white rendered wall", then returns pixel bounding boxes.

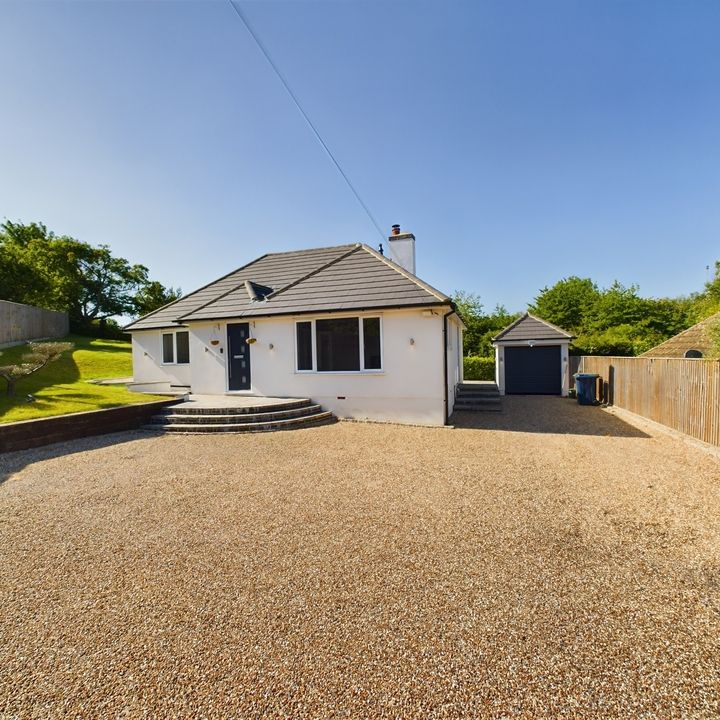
[445,315,463,417]
[130,330,191,390]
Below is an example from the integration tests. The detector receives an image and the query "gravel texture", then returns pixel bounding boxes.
[1,396,719,718]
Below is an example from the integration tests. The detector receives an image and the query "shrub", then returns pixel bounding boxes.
[463,355,495,381]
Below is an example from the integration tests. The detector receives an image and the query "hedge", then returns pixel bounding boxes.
[463,355,495,381]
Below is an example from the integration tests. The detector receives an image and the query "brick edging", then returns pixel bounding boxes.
[0,398,184,453]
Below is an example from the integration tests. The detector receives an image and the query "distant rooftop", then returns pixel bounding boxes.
[492,313,573,343]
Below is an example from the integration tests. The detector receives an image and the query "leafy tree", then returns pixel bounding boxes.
[529,277,600,333]
[0,342,73,397]
[584,281,644,332]
[453,291,484,354]
[452,292,520,356]
[691,260,720,322]
[133,281,182,317]
[0,221,177,333]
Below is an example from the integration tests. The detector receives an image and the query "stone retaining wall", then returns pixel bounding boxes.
[0,398,182,453]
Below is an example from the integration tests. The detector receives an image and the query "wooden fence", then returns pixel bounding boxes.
[0,300,69,347]
[580,355,720,446]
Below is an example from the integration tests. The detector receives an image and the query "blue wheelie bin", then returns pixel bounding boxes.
[573,373,600,405]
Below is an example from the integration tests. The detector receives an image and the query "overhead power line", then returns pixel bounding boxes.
[226,0,386,241]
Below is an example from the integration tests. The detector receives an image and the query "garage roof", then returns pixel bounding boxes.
[492,313,573,343]
[125,243,450,331]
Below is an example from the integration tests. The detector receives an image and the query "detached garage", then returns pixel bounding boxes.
[492,314,573,396]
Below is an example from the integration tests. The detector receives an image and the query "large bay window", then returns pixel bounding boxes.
[162,330,190,364]
[296,316,382,372]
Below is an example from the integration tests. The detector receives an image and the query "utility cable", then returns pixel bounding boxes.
[226,0,386,241]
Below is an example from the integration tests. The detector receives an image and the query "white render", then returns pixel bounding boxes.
[387,233,416,275]
[493,339,570,397]
[131,307,464,426]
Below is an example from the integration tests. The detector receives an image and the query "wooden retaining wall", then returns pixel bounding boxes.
[580,356,720,446]
[0,398,182,453]
[0,300,69,347]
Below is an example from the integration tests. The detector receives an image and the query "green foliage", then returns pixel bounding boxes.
[0,341,74,397]
[133,280,182,317]
[0,335,165,423]
[690,260,720,322]
[452,291,520,356]
[529,277,600,333]
[0,220,177,328]
[531,276,696,356]
[463,355,496,381]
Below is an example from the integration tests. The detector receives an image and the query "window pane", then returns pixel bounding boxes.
[176,331,190,364]
[316,318,360,371]
[162,333,174,363]
[296,321,313,370]
[363,317,381,369]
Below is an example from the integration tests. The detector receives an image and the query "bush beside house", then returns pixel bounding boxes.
[463,355,495,381]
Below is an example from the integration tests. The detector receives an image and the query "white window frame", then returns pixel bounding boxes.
[161,330,190,366]
[294,315,383,374]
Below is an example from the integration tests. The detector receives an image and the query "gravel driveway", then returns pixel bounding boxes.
[1,397,719,718]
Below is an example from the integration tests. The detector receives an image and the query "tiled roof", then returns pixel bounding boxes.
[492,313,573,343]
[125,244,449,331]
[641,313,720,358]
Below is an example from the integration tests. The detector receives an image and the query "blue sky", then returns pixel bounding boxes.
[1,0,719,314]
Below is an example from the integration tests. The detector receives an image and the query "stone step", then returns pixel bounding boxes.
[457,385,500,394]
[453,403,503,413]
[160,399,312,416]
[151,405,324,425]
[144,411,335,434]
[457,390,501,398]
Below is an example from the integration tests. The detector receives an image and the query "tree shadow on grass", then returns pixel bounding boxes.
[451,395,650,439]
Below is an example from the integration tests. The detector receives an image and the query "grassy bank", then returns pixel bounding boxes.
[0,335,166,424]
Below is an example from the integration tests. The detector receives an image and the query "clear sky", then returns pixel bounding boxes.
[1,0,719,314]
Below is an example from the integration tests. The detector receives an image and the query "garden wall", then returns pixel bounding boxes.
[0,300,69,347]
[0,398,182,453]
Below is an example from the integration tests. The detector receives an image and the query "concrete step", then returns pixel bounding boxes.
[457,385,500,395]
[161,399,312,416]
[151,405,324,425]
[144,411,335,434]
[453,404,503,413]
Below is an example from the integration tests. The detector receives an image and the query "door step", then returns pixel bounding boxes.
[453,383,503,413]
[143,398,335,433]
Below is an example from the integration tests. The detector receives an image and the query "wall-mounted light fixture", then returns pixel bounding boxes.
[268,343,274,350]
[409,338,415,346]
[210,339,220,346]
[246,337,257,345]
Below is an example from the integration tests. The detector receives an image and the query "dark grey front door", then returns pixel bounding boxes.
[227,323,251,390]
[505,345,561,395]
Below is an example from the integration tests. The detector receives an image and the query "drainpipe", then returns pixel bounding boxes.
[442,308,456,425]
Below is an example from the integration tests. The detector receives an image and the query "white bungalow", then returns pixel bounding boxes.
[125,228,464,426]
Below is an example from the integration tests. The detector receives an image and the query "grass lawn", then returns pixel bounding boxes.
[0,334,166,424]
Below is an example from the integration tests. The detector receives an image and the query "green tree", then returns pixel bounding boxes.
[133,281,182,317]
[529,277,600,333]
[452,292,520,356]
[0,221,177,333]
[0,341,73,397]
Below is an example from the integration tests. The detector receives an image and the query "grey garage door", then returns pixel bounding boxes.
[505,345,561,395]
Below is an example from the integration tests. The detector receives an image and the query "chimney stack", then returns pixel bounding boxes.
[387,224,416,275]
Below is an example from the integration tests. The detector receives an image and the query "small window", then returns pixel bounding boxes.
[317,317,360,372]
[176,331,190,364]
[296,321,313,371]
[363,317,381,370]
[162,333,174,364]
[685,349,703,358]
